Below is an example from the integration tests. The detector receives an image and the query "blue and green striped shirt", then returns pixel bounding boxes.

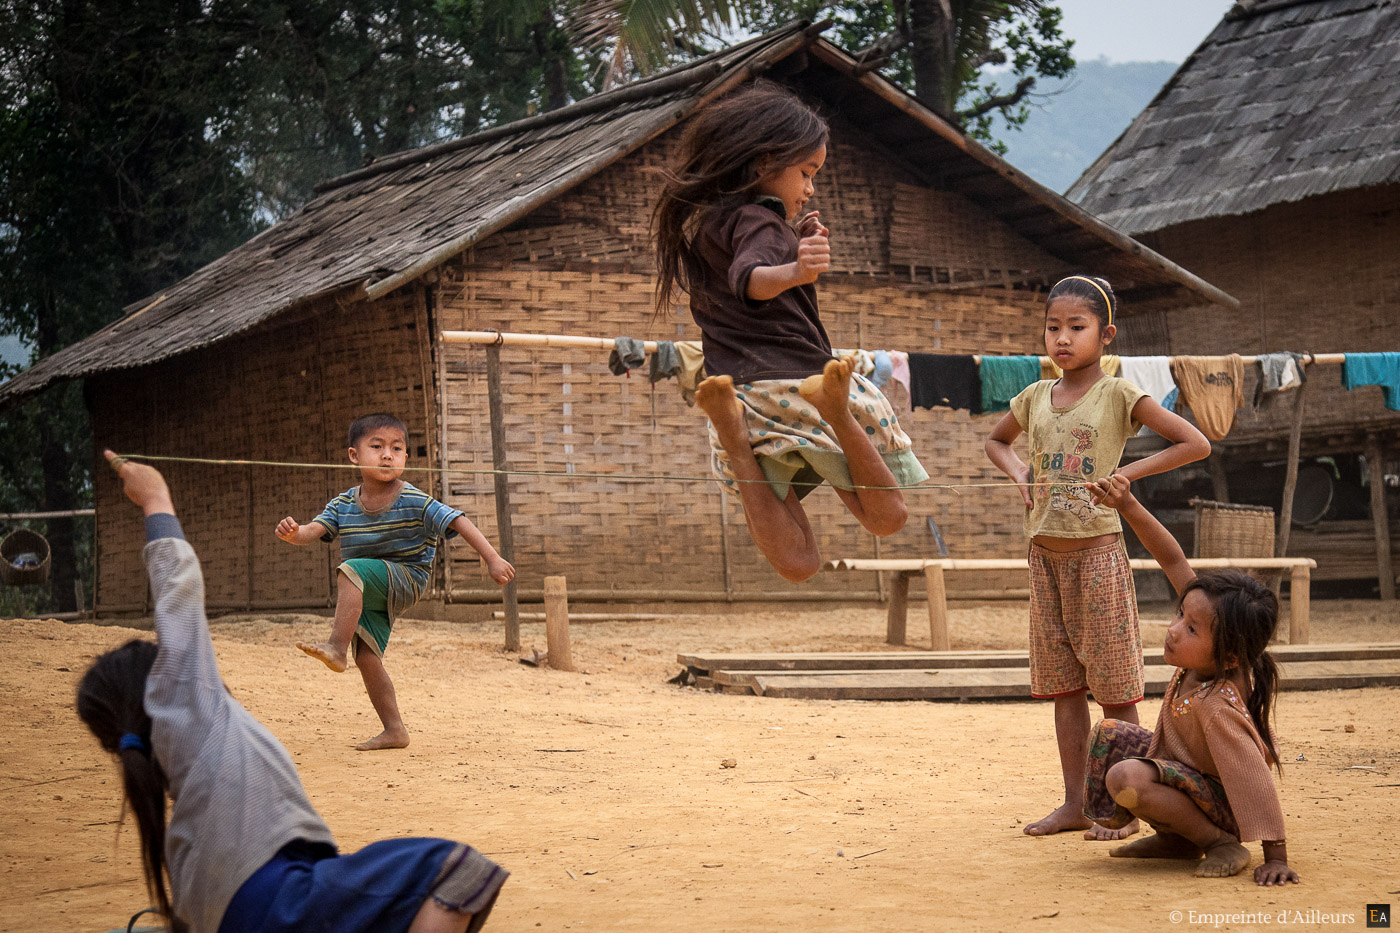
[313,483,464,599]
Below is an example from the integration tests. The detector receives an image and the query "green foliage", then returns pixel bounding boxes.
[733,1,1074,151]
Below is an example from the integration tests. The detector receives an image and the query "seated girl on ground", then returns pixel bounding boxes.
[1083,471,1300,885]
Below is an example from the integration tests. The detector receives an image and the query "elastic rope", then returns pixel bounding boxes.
[116,453,1077,493]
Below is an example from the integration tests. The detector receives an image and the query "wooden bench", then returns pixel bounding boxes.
[823,557,1319,648]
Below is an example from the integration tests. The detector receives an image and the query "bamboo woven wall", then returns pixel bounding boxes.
[1136,184,1400,447]
[435,127,1052,599]
[89,291,437,614]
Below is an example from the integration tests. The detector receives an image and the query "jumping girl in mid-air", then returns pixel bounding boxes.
[1085,472,1299,885]
[78,452,507,932]
[653,82,927,582]
[985,275,1211,838]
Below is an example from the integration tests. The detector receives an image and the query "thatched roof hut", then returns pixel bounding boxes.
[1069,0,1400,593]
[1,22,1234,617]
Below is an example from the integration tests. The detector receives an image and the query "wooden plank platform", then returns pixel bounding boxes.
[721,659,1400,700]
[679,643,1400,676]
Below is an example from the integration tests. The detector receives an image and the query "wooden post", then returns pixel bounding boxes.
[485,344,521,651]
[1365,433,1395,600]
[924,563,949,651]
[1289,564,1310,644]
[886,571,911,645]
[1208,446,1230,503]
[543,575,575,671]
[1270,383,1307,594]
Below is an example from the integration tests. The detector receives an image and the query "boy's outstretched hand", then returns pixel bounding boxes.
[105,450,175,516]
[1089,472,1135,511]
[485,555,515,586]
[275,517,302,543]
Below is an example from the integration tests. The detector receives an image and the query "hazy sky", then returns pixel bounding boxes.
[1056,0,1235,63]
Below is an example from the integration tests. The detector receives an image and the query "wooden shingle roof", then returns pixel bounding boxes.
[1069,0,1400,235]
[1,21,1237,409]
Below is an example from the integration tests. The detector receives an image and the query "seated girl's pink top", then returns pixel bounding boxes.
[1147,669,1287,842]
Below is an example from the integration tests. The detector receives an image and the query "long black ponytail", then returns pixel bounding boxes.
[76,639,183,929]
[1183,570,1283,774]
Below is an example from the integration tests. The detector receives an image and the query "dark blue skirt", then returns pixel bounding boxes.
[219,838,506,933]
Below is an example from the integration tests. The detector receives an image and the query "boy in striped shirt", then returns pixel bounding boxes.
[277,413,514,750]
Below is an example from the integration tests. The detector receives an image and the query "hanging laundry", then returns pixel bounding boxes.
[834,349,876,378]
[889,351,911,405]
[1342,352,1400,411]
[1119,356,1179,436]
[674,340,706,406]
[649,341,681,383]
[1253,351,1307,409]
[1170,354,1244,441]
[608,336,646,375]
[979,355,1041,413]
[907,353,981,412]
[1042,353,1120,381]
[871,350,893,389]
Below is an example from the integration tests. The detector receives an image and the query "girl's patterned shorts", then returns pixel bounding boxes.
[1083,718,1239,836]
[709,370,928,501]
[1028,539,1144,706]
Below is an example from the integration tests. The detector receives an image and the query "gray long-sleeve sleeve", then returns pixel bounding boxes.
[142,524,335,932]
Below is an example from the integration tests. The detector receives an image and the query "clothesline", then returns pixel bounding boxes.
[440,331,1349,366]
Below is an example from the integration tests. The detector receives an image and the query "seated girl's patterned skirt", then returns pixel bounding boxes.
[710,372,927,501]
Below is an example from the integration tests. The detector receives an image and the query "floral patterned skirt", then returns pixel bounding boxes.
[1082,718,1239,836]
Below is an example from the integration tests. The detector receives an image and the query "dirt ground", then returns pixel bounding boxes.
[3,600,1398,933]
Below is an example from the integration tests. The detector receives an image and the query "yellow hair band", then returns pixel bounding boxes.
[1054,275,1113,326]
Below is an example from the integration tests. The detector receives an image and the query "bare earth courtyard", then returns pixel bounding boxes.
[2,601,1397,932]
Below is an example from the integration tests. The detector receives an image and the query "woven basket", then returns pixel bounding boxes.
[1191,499,1275,559]
[1,528,52,587]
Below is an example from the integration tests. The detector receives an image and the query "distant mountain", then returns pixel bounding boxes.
[992,58,1180,195]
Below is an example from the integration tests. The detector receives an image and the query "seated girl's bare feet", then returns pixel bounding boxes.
[1085,817,1140,841]
[1111,831,1204,860]
[695,376,747,447]
[355,728,410,751]
[1196,831,1250,877]
[1023,802,1093,836]
[798,356,854,421]
[296,641,348,673]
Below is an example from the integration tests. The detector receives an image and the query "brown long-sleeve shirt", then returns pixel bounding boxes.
[1147,668,1287,842]
[689,200,834,384]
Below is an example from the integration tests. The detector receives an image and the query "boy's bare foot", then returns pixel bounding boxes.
[696,375,748,447]
[798,356,854,422]
[355,728,410,751]
[1195,831,1250,877]
[1023,802,1093,836]
[1085,817,1140,841]
[1111,831,1204,859]
[296,641,348,673]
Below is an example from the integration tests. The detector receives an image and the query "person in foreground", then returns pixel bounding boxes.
[276,412,514,750]
[78,451,508,932]
[1083,471,1300,885]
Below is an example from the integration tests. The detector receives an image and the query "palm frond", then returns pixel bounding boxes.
[569,0,734,74]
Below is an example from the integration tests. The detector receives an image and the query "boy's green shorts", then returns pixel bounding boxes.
[338,558,393,658]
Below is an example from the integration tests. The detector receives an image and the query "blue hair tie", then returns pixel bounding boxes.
[118,733,148,754]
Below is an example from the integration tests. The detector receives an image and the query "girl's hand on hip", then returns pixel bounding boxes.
[1013,464,1033,508]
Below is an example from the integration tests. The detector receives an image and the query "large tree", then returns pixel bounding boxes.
[620,0,1076,152]
[0,0,605,613]
[0,0,258,613]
